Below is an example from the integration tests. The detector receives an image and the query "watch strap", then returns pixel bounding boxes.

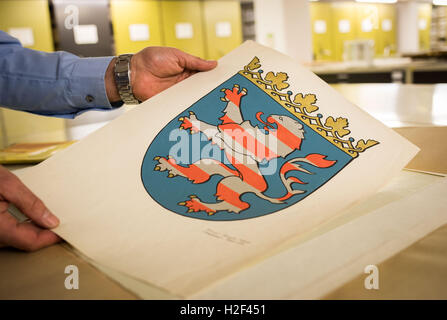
[114,54,140,105]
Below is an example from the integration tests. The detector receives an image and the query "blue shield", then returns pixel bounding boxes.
[141,69,358,221]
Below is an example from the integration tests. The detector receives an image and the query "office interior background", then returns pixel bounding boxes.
[0,0,446,151]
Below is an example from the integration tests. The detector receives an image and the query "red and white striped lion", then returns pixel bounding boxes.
[154,85,336,215]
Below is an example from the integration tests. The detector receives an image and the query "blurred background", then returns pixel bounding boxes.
[0,0,446,155]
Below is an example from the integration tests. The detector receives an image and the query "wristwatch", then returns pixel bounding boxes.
[114,54,140,105]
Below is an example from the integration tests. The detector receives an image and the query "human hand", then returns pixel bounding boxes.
[0,165,61,251]
[106,47,217,103]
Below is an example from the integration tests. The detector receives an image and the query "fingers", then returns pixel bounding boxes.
[0,211,61,251]
[178,51,217,72]
[0,167,61,251]
[0,168,59,229]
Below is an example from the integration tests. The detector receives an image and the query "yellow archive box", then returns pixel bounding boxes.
[202,0,243,60]
[160,0,206,58]
[110,0,164,55]
[377,4,397,57]
[310,2,336,61]
[418,3,432,51]
[310,1,397,61]
[355,3,397,57]
[0,0,66,149]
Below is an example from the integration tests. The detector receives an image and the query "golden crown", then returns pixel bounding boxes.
[238,57,379,158]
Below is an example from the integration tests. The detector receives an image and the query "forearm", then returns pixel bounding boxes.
[0,31,218,119]
[0,32,121,118]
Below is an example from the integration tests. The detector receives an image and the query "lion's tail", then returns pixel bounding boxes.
[277,154,337,201]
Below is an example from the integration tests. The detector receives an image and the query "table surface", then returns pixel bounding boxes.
[325,224,447,299]
[0,244,138,299]
[328,84,447,299]
[310,59,447,74]
[1,83,446,299]
[333,83,447,128]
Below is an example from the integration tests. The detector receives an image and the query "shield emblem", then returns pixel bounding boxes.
[141,57,378,221]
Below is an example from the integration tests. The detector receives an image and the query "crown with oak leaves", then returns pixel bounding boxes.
[238,57,379,158]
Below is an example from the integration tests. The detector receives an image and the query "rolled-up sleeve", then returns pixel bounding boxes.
[0,31,122,118]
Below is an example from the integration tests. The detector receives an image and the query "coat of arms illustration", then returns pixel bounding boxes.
[141,57,379,221]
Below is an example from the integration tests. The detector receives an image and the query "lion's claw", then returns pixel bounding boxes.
[179,197,216,215]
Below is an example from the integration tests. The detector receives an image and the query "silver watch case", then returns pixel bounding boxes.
[114,54,140,105]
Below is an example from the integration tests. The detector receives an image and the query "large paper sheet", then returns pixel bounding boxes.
[70,171,446,299]
[17,41,419,297]
[194,174,447,299]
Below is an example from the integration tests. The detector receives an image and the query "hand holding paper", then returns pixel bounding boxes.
[106,47,218,103]
[0,165,60,251]
[0,44,216,251]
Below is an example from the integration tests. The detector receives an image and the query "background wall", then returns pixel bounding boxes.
[397,1,420,53]
[254,0,313,63]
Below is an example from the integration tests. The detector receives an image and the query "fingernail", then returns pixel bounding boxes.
[42,209,60,228]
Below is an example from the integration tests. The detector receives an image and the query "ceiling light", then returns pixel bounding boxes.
[356,0,397,3]
[433,0,447,6]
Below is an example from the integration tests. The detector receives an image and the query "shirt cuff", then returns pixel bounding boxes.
[67,56,123,114]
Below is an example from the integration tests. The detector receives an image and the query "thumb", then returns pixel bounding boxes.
[2,174,59,229]
[180,52,217,72]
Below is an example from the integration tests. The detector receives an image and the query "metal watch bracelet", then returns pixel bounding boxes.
[114,54,140,105]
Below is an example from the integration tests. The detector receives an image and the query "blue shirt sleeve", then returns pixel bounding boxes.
[0,31,123,119]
